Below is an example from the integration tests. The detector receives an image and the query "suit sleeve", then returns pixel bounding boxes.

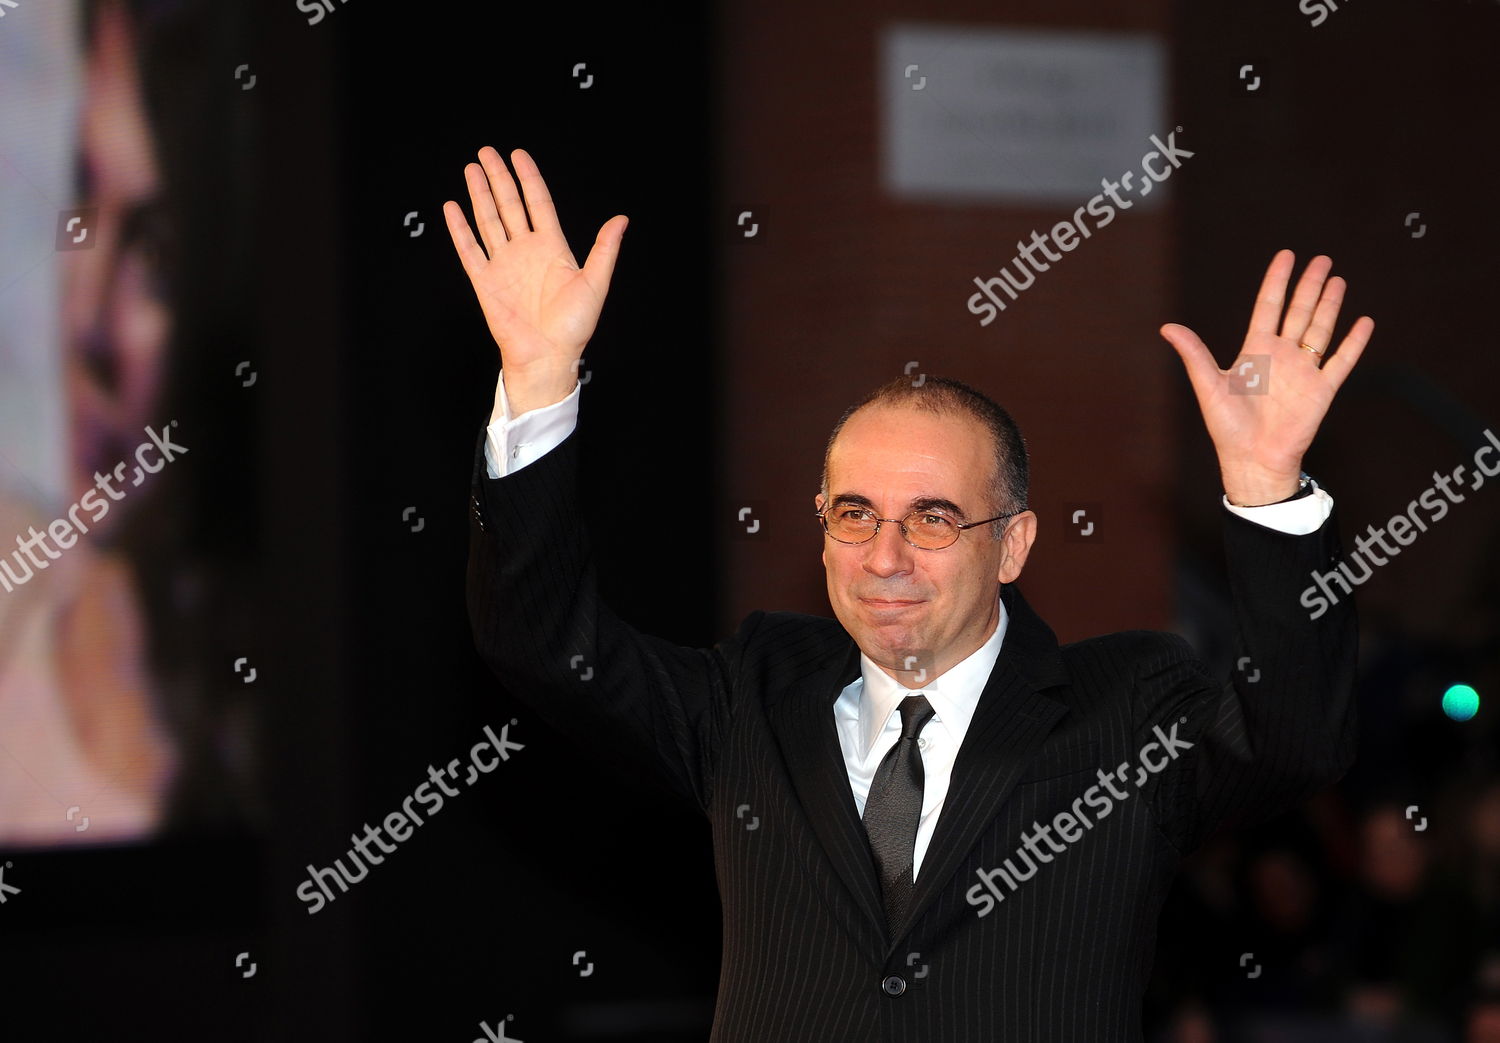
[465,421,757,814]
[1133,500,1359,855]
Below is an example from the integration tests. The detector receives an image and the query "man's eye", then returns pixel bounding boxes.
[837,508,870,521]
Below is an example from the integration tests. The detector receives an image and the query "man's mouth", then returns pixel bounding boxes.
[860,597,923,609]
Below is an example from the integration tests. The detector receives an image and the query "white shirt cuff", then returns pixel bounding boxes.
[481,370,582,479]
[1221,484,1333,536]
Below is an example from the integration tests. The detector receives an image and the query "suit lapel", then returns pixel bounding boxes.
[766,637,888,952]
[768,583,1072,955]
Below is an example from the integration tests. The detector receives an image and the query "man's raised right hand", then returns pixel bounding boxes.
[444,147,627,415]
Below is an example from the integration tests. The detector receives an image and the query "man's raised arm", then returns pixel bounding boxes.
[1139,251,1374,850]
[449,148,750,812]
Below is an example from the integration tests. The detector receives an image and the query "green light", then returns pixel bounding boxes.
[1442,684,1480,722]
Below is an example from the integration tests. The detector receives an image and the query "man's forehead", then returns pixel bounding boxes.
[824,454,979,516]
[832,404,987,459]
[829,409,986,484]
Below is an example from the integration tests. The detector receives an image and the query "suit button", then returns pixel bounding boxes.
[881,974,907,996]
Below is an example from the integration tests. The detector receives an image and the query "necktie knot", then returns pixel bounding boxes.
[897,694,936,742]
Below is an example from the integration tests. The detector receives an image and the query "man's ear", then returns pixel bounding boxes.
[815,494,828,569]
[996,510,1038,585]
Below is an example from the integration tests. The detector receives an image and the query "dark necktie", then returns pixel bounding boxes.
[862,694,936,935]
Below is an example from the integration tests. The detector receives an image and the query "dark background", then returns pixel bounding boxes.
[2,1,1498,1041]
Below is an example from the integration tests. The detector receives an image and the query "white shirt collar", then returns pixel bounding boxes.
[854,591,1009,758]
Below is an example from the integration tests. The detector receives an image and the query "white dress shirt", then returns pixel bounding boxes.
[480,371,1335,877]
[833,599,1008,876]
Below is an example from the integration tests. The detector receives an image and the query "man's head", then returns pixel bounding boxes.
[815,377,1037,685]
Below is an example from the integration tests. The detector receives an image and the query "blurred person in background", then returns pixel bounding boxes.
[1463,782,1500,952]
[1237,845,1339,1013]
[1333,801,1479,1037]
[1468,958,1500,1043]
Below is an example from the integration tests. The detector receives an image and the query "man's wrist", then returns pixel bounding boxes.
[504,363,580,417]
[1221,459,1305,507]
[1226,471,1315,508]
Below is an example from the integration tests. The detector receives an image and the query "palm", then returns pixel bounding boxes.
[1160,251,1374,499]
[1202,326,1338,476]
[468,232,607,368]
[444,147,626,375]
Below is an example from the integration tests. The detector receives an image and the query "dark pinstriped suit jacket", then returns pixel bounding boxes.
[466,424,1358,1042]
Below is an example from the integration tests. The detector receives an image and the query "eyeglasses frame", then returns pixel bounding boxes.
[814,501,1028,550]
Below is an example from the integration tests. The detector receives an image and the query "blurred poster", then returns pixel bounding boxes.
[0,0,260,847]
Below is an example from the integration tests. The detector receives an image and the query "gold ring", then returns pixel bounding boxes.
[1299,342,1325,356]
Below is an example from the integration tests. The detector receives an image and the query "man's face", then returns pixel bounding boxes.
[816,403,1036,684]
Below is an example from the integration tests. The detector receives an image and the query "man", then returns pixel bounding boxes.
[451,147,1370,1041]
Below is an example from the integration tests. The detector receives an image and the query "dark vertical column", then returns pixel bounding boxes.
[258,7,354,1040]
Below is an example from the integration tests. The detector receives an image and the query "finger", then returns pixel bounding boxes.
[1159,323,1222,403]
[1320,316,1374,394]
[1247,249,1296,337]
[580,214,628,293]
[464,160,506,258]
[511,149,562,237]
[1279,254,1333,344]
[442,199,487,275]
[478,146,530,240]
[1299,274,1345,352]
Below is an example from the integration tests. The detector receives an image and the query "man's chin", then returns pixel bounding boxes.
[857,624,927,666]
[837,602,929,659]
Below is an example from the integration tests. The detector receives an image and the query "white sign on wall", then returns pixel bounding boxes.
[881,23,1168,206]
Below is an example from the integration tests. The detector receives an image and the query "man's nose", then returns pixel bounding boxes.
[862,519,914,575]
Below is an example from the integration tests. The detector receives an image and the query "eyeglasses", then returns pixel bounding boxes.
[815,503,1025,550]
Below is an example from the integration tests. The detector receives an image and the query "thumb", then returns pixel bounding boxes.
[581,214,628,292]
[1159,322,1220,400]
